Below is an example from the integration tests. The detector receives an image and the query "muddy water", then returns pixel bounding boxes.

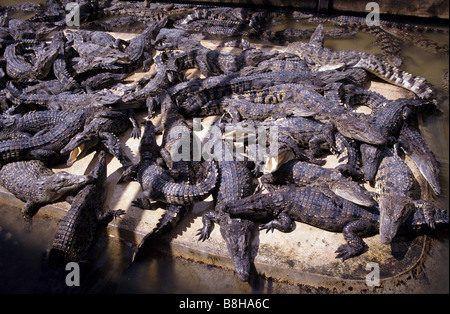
[0,2,449,293]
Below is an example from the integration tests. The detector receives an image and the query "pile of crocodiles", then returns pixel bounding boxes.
[0,1,448,283]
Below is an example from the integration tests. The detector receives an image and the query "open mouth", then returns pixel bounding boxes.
[68,143,85,164]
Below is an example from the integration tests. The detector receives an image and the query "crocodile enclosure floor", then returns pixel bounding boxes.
[0,2,448,294]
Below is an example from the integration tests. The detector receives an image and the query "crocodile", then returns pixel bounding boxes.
[163,46,240,77]
[120,54,171,111]
[260,160,375,207]
[131,93,197,261]
[4,32,61,80]
[398,121,441,196]
[0,109,70,141]
[48,150,125,268]
[128,120,218,207]
[375,146,423,244]
[278,85,387,145]
[224,185,448,261]
[197,159,257,282]
[4,81,122,111]
[0,109,87,164]
[0,159,93,229]
[286,24,435,100]
[174,70,349,113]
[176,7,248,26]
[124,17,168,71]
[152,27,204,52]
[60,110,133,169]
[357,97,431,181]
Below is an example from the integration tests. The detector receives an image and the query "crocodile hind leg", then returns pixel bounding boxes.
[335,220,375,261]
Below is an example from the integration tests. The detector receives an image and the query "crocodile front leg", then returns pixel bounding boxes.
[259,212,294,233]
[197,210,217,241]
[335,220,374,261]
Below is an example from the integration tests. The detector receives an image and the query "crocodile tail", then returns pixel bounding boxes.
[163,162,218,205]
[131,204,188,263]
[353,54,435,100]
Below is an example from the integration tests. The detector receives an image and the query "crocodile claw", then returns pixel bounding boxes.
[259,222,275,233]
[196,228,210,242]
[335,244,360,261]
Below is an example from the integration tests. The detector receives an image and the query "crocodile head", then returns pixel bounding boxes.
[220,217,254,282]
[39,171,94,202]
[379,197,414,244]
[334,115,386,145]
[60,131,99,166]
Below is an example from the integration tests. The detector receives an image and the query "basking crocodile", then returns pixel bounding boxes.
[127,120,218,207]
[0,109,87,164]
[0,159,93,229]
[4,81,122,111]
[374,147,430,244]
[60,110,134,169]
[197,159,257,282]
[124,17,168,71]
[224,186,448,261]
[0,110,70,141]
[48,151,125,268]
[358,97,430,181]
[260,160,375,207]
[286,24,435,100]
[5,33,60,80]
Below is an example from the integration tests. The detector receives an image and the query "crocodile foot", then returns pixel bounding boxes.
[335,244,365,261]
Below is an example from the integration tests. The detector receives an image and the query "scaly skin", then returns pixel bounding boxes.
[197,160,257,282]
[286,24,435,100]
[224,185,448,260]
[0,110,87,164]
[0,159,93,229]
[48,151,124,268]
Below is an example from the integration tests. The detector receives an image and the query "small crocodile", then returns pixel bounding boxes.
[260,160,375,207]
[0,109,70,141]
[0,159,93,229]
[48,150,125,268]
[224,185,448,261]
[124,17,168,71]
[5,81,122,111]
[286,24,435,100]
[60,110,134,169]
[0,109,87,164]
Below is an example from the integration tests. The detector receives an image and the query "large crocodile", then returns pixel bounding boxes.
[260,160,375,207]
[60,110,134,169]
[224,185,448,261]
[127,120,218,207]
[197,159,257,282]
[0,159,93,229]
[48,150,125,268]
[374,147,430,244]
[0,109,87,164]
